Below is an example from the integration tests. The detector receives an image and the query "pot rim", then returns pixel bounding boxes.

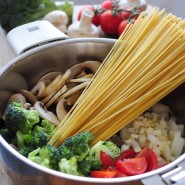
[0,38,185,183]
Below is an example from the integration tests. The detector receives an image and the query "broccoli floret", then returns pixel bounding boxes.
[58,157,81,176]
[5,101,40,134]
[34,119,55,137]
[28,146,61,170]
[58,132,93,161]
[16,130,48,157]
[89,141,121,161]
[16,131,32,148]
[78,155,101,176]
[14,118,56,157]
[19,146,34,157]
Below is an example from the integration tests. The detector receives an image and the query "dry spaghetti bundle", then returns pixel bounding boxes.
[49,8,185,147]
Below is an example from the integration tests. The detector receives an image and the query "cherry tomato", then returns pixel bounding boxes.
[117,148,137,161]
[91,170,116,178]
[108,167,128,177]
[118,20,128,35]
[116,157,147,176]
[121,10,132,20]
[77,6,100,26]
[100,10,122,35]
[100,0,114,10]
[100,152,115,168]
[136,147,158,171]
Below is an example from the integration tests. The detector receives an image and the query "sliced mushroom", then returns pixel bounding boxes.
[23,103,32,110]
[66,91,82,106]
[44,70,71,98]
[34,101,60,126]
[81,61,101,74]
[39,71,63,82]
[44,75,62,97]
[19,89,37,105]
[2,93,27,120]
[31,81,46,99]
[45,85,67,108]
[62,81,89,99]
[68,77,92,83]
[8,93,26,105]
[68,63,83,79]
[56,98,68,121]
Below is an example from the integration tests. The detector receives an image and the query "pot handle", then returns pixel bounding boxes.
[7,20,69,56]
[142,160,185,185]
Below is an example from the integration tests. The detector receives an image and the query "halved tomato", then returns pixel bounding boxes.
[116,157,147,176]
[136,147,158,171]
[91,170,116,178]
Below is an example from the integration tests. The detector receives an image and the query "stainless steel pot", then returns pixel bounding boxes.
[0,21,185,185]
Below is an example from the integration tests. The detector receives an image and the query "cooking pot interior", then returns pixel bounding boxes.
[0,39,184,184]
[0,39,114,117]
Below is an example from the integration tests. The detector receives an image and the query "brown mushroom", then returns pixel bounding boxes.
[19,89,37,105]
[81,61,101,74]
[39,71,63,82]
[45,85,67,108]
[34,101,60,126]
[44,70,71,98]
[62,81,89,99]
[31,81,46,99]
[2,93,27,120]
[8,93,26,105]
[66,91,82,106]
[56,98,68,121]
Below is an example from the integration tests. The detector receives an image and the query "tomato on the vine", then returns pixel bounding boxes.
[77,5,100,26]
[100,0,114,10]
[118,20,128,36]
[100,10,122,35]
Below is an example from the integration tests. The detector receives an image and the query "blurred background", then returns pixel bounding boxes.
[71,0,185,18]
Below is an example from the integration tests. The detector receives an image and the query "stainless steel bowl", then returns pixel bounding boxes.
[0,22,185,185]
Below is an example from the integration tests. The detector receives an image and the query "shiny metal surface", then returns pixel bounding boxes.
[0,38,184,185]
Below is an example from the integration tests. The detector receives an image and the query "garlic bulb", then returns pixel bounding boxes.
[43,10,68,33]
[67,8,100,38]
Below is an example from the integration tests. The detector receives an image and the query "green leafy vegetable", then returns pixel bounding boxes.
[0,0,56,32]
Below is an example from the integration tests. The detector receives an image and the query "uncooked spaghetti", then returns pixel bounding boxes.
[49,8,185,147]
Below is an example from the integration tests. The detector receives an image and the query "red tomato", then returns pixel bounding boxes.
[108,167,127,177]
[100,10,122,35]
[117,148,137,161]
[91,170,116,178]
[136,147,158,171]
[121,11,132,20]
[118,20,128,35]
[100,152,115,168]
[100,0,114,10]
[77,6,100,26]
[116,157,147,176]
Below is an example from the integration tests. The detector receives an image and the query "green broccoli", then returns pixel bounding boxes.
[78,155,102,176]
[58,132,94,162]
[28,146,61,170]
[15,119,56,157]
[5,101,40,134]
[34,119,56,137]
[58,157,81,176]
[0,0,56,32]
[89,140,121,161]
[77,141,120,176]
